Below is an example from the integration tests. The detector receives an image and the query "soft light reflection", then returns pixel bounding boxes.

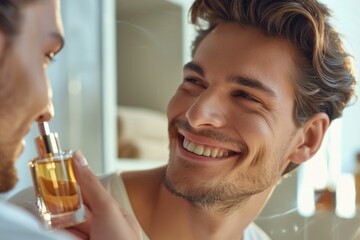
[297,119,343,217]
[297,164,316,217]
[68,79,82,95]
[336,173,356,218]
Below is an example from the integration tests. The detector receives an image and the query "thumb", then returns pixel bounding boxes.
[71,151,143,240]
[71,150,110,211]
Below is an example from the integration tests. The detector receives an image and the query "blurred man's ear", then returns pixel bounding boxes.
[288,112,330,164]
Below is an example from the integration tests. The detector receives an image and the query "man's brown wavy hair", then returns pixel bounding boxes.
[189,0,356,174]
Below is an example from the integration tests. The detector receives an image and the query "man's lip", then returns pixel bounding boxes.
[19,126,31,139]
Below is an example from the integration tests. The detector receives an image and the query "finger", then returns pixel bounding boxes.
[71,151,113,211]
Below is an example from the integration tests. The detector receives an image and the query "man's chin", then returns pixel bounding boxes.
[0,165,18,193]
[0,143,22,193]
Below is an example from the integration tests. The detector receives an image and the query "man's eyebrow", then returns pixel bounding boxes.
[49,32,65,53]
[183,61,276,97]
[183,61,204,77]
[230,76,277,97]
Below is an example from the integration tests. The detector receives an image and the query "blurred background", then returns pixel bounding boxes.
[1,0,360,239]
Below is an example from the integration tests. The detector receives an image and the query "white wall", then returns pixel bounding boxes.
[117,2,183,113]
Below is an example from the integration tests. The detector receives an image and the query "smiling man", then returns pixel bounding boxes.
[11,0,356,239]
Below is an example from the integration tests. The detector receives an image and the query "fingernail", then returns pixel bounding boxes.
[73,150,88,166]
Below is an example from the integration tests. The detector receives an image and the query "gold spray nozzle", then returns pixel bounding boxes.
[35,122,61,158]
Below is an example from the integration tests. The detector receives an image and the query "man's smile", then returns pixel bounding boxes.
[182,137,239,158]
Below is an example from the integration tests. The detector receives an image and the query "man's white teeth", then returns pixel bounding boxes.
[193,145,204,155]
[187,141,196,152]
[183,138,231,158]
[210,148,219,158]
[203,148,211,157]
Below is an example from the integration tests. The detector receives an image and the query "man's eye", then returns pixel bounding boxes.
[184,77,201,85]
[179,77,206,95]
[233,91,261,103]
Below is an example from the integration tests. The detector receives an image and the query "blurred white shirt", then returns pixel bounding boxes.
[0,201,76,240]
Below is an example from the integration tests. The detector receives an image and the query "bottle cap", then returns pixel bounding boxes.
[35,122,62,158]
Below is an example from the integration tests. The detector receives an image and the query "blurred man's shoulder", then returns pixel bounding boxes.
[0,201,75,239]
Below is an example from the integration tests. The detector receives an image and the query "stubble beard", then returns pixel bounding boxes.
[163,167,253,213]
[163,120,290,214]
[163,151,281,214]
[0,144,19,193]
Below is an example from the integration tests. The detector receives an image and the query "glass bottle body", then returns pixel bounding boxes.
[29,150,85,229]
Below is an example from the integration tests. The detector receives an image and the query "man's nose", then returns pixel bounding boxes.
[36,102,54,123]
[185,90,226,129]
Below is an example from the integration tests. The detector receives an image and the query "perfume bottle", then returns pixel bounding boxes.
[29,122,85,229]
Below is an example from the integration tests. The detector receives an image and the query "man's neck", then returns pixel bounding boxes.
[122,166,275,240]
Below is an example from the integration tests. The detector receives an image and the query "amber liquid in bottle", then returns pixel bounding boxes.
[35,156,80,214]
[30,122,84,229]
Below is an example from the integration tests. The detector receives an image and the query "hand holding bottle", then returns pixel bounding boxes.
[68,151,142,240]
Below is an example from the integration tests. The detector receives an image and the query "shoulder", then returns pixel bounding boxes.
[244,222,272,240]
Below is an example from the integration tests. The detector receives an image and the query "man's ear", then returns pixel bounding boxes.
[289,112,330,164]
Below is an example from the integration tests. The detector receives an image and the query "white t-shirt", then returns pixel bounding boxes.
[0,200,76,240]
